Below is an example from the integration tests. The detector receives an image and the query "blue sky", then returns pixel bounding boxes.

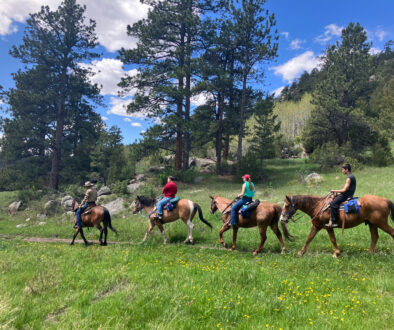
[0,0,393,144]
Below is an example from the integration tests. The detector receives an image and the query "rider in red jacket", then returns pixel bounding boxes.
[156,176,177,221]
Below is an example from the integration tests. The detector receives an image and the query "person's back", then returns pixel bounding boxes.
[156,176,177,221]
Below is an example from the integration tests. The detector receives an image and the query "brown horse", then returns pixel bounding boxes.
[210,196,293,255]
[70,199,118,246]
[132,196,212,244]
[280,194,394,257]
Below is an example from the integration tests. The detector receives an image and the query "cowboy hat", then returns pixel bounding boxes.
[84,181,94,188]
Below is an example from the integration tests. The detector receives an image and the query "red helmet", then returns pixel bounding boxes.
[242,174,251,180]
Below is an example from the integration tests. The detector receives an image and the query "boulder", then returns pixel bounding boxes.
[127,182,143,193]
[305,173,324,184]
[103,197,125,215]
[98,186,111,196]
[61,195,74,211]
[44,200,58,215]
[16,224,27,228]
[37,213,47,220]
[8,201,22,215]
[25,218,31,222]
[38,222,46,226]
[129,179,137,184]
[189,157,216,169]
[135,174,145,182]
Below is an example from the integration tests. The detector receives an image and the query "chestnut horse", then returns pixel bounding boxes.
[132,196,212,244]
[70,199,118,246]
[280,194,394,257]
[210,196,293,255]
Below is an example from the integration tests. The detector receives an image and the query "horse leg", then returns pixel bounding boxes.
[184,219,195,245]
[96,224,104,245]
[70,228,79,245]
[298,225,321,257]
[230,227,239,251]
[270,223,286,255]
[156,222,168,244]
[253,225,268,256]
[368,224,379,253]
[376,222,394,239]
[143,222,155,242]
[103,227,108,246]
[219,223,231,248]
[79,228,89,246]
[326,228,341,257]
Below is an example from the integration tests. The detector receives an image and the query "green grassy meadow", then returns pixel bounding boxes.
[0,159,393,329]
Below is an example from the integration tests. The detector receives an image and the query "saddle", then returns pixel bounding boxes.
[322,196,361,214]
[165,197,180,212]
[239,200,260,218]
[82,202,97,216]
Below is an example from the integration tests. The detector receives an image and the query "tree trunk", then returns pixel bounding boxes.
[183,31,192,170]
[236,68,248,175]
[176,25,186,171]
[49,71,67,191]
[223,134,230,160]
[216,92,224,174]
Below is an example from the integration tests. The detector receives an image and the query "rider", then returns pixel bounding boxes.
[327,163,356,228]
[230,174,255,227]
[75,181,98,229]
[155,176,177,222]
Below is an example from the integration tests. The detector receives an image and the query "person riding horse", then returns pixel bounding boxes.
[155,176,177,222]
[327,163,356,228]
[74,181,98,229]
[229,174,255,227]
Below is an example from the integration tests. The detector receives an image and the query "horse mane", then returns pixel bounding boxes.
[138,196,155,206]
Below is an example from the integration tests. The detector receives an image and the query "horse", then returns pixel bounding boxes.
[131,195,212,244]
[70,199,118,246]
[210,196,293,255]
[280,194,394,257]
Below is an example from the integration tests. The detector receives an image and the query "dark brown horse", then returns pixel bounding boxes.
[280,194,394,257]
[210,196,293,255]
[71,199,118,246]
[132,196,212,244]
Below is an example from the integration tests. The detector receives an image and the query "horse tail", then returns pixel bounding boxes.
[104,208,118,235]
[388,199,394,222]
[193,203,212,229]
[274,204,294,241]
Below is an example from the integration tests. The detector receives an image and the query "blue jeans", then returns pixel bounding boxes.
[76,203,90,226]
[157,197,171,215]
[230,197,252,225]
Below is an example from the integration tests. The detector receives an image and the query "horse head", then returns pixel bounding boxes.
[131,196,143,214]
[71,198,80,212]
[209,196,218,214]
[280,195,296,223]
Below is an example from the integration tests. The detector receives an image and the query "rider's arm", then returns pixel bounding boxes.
[331,178,351,194]
[238,183,246,198]
[80,190,90,207]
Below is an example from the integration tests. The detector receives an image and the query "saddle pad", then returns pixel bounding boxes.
[342,198,360,213]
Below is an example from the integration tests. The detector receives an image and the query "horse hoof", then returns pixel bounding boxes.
[70,242,74,246]
[253,251,258,256]
[281,249,286,255]
[183,239,189,244]
[296,251,303,257]
[230,247,236,251]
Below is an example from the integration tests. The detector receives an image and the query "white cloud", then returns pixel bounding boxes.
[123,118,132,122]
[315,24,343,44]
[289,39,305,50]
[131,122,142,127]
[80,58,138,96]
[191,92,212,107]
[375,29,387,42]
[271,51,321,83]
[0,0,149,52]
[281,32,289,40]
[141,130,146,134]
[107,96,155,119]
[101,116,108,121]
[272,86,285,97]
[369,47,382,55]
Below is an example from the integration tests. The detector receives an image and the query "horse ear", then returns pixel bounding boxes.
[285,195,290,201]
[209,195,214,200]
[137,195,141,201]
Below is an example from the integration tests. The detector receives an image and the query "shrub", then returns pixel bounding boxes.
[158,167,199,185]
[110,180,129,196]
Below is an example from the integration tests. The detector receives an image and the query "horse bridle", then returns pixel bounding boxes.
[281,196,296,223]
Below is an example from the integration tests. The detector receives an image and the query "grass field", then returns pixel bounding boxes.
[0,159,393,329]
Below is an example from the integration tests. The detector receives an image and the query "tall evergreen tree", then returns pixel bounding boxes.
[119,0,208,170]
[231,0,278,174]
[8,0,100,190]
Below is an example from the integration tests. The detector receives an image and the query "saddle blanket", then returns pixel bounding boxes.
[165,197,181,212]
[341,198,360,213]
[240,200,260,218]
